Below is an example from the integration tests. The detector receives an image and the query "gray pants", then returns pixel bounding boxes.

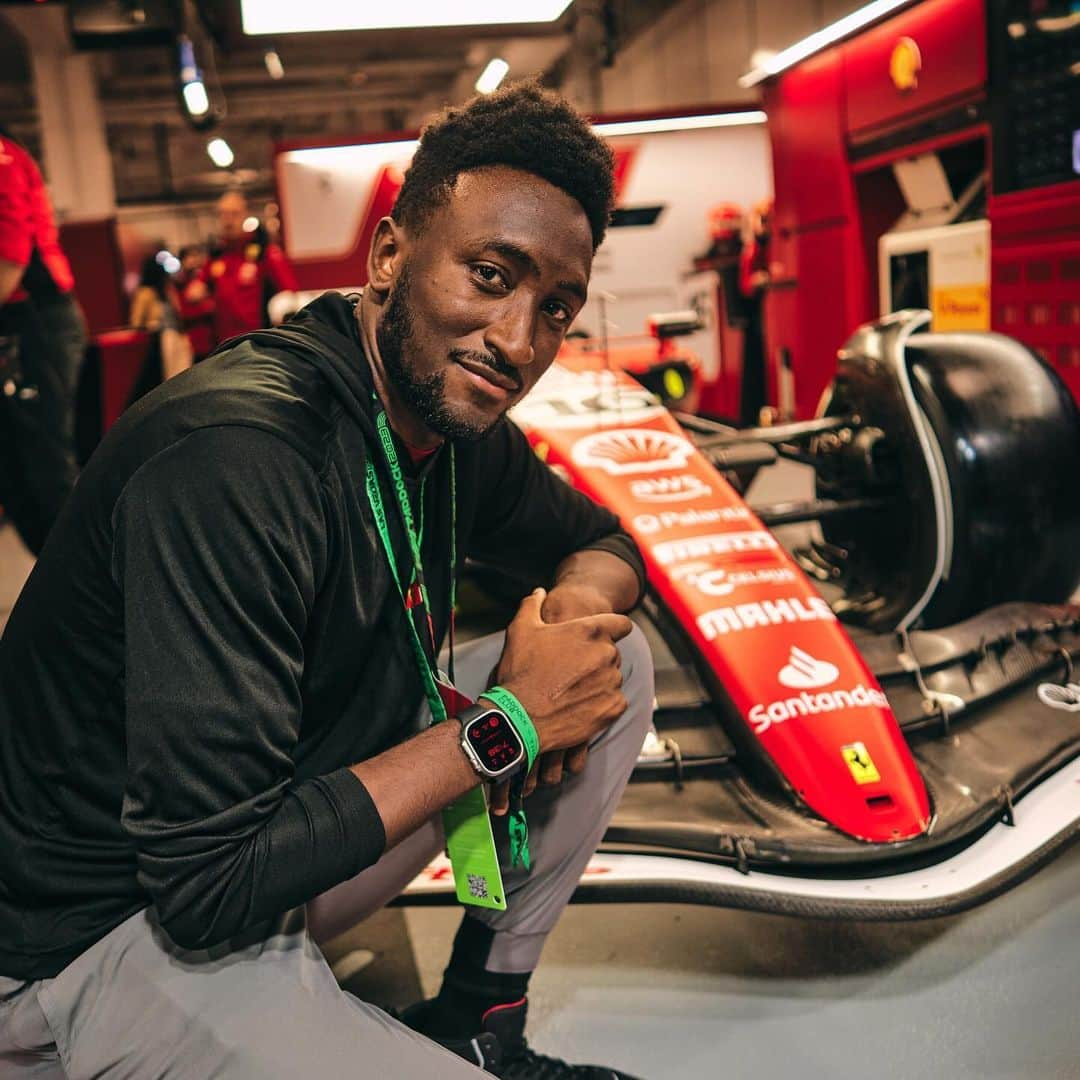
[0,625,653,1078]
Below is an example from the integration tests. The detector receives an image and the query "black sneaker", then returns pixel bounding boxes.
[395,999,503,1072]
[400,996,644,1080]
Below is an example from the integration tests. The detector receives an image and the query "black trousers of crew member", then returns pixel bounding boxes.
[0,292,86,555]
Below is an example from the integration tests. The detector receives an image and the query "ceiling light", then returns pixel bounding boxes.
[739,0,914,87]
[207,138,235,168]
[182,81,210,117]
[264,48,285,79]
[475,58,509,94]
[592,111,767,138]
[280,139,419,172]
[155,250,181,274]
[178,35,211,120]
[282,114,766,180]
[241,0,573,35]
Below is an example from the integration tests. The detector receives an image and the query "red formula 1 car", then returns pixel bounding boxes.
[404,309,1080,919]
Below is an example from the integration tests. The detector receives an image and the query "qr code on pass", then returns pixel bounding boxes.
[466,873,489,900]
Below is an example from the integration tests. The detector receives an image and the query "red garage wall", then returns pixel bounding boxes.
[760,0,1017,419]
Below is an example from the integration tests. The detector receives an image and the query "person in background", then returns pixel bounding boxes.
[185,190,299,345]
[0,124,86,556]
[175,243,215,360]
[737,197,773,427]
[126,252,192,406]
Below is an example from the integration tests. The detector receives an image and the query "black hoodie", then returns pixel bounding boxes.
[0,292,643,979]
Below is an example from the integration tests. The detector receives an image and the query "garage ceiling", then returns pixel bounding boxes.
[1,0,677,204]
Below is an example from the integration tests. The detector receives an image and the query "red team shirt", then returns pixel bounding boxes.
[197,238,298,343]
[0,136,75,304]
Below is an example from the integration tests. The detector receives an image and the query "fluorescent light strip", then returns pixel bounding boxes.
[242,0,572,35]
[281,140,419,171]
[738,0,914,87]
[283,112,767,172]
[475,58,510,95]
[182,81,210,117]
[207,138,235,168]
[592,111,766,137]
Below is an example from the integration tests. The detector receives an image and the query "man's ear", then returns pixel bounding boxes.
[367,217,406,298]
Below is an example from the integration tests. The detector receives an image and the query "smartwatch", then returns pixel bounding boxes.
[458,702,527,781]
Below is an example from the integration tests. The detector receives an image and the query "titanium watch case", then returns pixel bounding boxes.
[458,702,527,781]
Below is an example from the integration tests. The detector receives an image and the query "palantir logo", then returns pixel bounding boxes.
[778,646,839,690]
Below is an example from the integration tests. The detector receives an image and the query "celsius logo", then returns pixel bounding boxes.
[778,647,839,689]
[629,475,712,502]
[570,429,694,476]
[673,563,798,597]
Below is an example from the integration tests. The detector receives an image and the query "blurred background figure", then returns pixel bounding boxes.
[175,243,215,361]
[184,190,298,345]
[126,250,192,406]
[0,124,86,556]
[738,197,773,427]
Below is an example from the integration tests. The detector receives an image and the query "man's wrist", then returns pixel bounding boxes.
[541,581,612,623]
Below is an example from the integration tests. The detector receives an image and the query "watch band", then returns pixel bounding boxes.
[479,686,540,772]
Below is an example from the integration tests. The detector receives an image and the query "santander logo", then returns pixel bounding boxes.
[749,647,889,736]
[777,647,839,689]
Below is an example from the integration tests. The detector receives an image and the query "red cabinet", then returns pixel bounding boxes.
[843,0,986,139]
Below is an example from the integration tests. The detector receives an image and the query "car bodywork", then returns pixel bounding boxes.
[403,310,1080,919]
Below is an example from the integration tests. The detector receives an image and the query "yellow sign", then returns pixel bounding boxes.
[932,284,990,332]
[842,742,881,785]
[890,37,921,92]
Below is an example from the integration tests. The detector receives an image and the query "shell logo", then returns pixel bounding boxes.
[570,429,694,476]
[890,37,921,92]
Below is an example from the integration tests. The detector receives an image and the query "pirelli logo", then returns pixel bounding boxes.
[653,531,777,565]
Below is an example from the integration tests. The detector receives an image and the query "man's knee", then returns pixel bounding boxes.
[618,622,654,713]
[604,622,654,755]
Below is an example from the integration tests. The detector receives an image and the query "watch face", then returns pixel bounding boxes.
[466,712,523,774]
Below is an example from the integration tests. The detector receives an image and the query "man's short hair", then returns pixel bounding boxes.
[393,82,615,251]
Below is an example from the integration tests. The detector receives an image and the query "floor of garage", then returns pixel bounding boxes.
[2,461,1078,1080]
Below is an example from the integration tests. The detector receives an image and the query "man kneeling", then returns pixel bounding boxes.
[0,84,654,1078]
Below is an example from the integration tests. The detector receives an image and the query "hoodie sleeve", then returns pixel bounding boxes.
[464,419,645,598]
[112,425,385,950]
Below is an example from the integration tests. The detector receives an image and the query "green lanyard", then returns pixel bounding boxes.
[363,406,456,721]
[363,402,513,906]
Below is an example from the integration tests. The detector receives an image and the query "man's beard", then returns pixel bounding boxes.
[376,264,514,442]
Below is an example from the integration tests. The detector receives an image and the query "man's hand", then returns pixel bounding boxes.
[520,581,618,801]
[488,587,631,815]
[540,581,612,624]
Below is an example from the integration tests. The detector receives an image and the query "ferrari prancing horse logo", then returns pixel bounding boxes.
[842,742,882,785]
